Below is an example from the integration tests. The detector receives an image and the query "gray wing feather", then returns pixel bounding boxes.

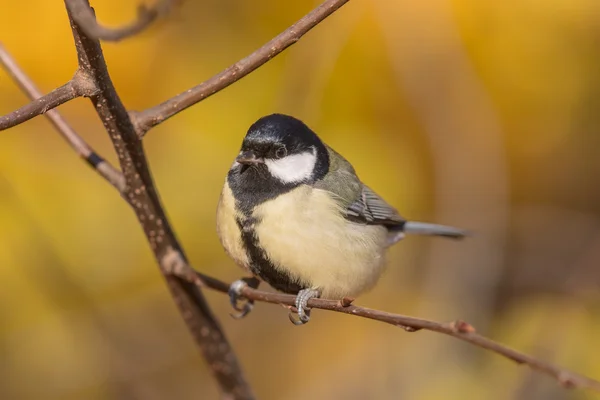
[316,145,405,228]
[316,146,464,241]
[346,185,405,227]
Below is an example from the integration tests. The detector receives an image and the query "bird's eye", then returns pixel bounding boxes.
[275,146,287,159]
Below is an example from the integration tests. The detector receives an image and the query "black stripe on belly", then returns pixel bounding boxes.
[236,216,307,295]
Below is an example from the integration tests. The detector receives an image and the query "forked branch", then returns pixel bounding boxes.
[0,1,351,397]
[164,258,600,393]
[65,1,254,397]
[2,0,599,398]
[130,0,351,134]
[0,44,125,191]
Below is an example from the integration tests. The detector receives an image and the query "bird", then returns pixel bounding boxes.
[216,114,466,324]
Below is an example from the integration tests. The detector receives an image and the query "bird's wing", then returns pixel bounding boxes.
[345,184,406,227]
[315,145,405,228]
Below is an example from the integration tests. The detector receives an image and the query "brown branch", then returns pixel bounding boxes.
[239,290,600,391]
[64,1,254,398]
[164,259,600,393]
[131,0,350,135]
[65,0,175,42]
[7,0,596,398]
[0,43,125,192]
[1,1,352,397]
[0,80,81,130]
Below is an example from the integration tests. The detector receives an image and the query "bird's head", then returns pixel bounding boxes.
[233,114,329,184]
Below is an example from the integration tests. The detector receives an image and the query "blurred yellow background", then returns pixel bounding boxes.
[1,0,600,399]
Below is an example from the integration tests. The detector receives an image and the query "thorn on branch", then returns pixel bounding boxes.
[450,319,476,334]
[340,297,354,307]
[559,372,576,389]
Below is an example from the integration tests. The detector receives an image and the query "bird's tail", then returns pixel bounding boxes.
[403,221,467,239]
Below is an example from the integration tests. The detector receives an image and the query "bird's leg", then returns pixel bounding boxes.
[228,276,260,319]
[289,288,321,325]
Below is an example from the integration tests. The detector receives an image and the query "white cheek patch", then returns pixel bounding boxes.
[264,148,317,183]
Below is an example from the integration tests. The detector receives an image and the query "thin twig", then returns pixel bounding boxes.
[65,0,176,42]
[1,0,352,396]
[165,259,600,393]
[0,80,80,130]
[131,0,350,135]
[64,1,254,398]
[6,0,598,397]
[0,43,125,192]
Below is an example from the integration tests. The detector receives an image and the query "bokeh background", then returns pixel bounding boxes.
[1,0,600,399]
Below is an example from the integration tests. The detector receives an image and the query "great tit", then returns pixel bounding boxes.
[217,114,466,324]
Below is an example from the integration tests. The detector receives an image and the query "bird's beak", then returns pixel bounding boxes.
[236,151,263,165]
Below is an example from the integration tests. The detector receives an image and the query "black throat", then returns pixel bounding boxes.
[227,143,329,215]
[226,144,329,294]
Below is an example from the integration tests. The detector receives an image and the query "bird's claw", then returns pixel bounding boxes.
[228,278,259,319]
[230,300,254,319]
[288,307,311,325]
[288,288,320,325]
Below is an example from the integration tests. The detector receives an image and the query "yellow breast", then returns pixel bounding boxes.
[253,186,389,298]
[216,183,250,271]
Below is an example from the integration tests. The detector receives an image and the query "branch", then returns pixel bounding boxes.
[0,43,125,192]
[1,1,352,396]
[0,80,80,130]
[239,291,600,391]
[65,0,175,42]
[2,0,600,396]
[64,2,254,398]
[164,259,600,394]
[131,0,350,135]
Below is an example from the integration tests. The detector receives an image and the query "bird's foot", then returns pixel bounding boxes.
[228,277,260,319]
[289,288,321,325]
